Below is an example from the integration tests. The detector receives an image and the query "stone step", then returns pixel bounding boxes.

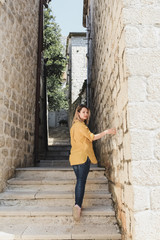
[0,190,111,200]
[0,216,118,228]
[0,197,113,208]
[36,160,71,167]
[44,155,69,160]
[7,183,108,192]
[38,160,69,163]
[37,161,102,167]
[16,166,105,171]
[0,219,121,240]
[0,205,118,226]
[0,190,112,207]
[48,145,71,151]
[7,177,108,185]
[46,151,70,156]
[15,167,105,179]
[7,177,108,191]
[0,205,115,217]
[6,186,108,192]
[0,206,117,226]
[36,162,71,167]
[48,140,70,145]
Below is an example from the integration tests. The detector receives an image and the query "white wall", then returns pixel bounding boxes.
[48,110,68,128]
[67,34,87,104]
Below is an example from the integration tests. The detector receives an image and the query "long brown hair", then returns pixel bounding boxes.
[72,104,91,125]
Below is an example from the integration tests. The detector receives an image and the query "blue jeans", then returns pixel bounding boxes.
[72,158,90,208]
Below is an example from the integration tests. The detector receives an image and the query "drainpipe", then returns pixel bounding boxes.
[86,16,89,108]
[86,15,92,109]
[34,0,44,165]
[43,59,48,152]
[34,0,51,165]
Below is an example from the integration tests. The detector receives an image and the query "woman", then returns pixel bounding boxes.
[69,104,116,221]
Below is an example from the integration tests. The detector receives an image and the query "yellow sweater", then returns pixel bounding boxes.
[69,120,97,166]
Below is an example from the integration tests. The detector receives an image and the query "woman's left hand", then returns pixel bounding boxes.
[107,128,116,135]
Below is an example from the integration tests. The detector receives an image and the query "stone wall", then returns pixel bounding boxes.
[87,1,133,238]
[123,1,160,239]
[84,0,160,239]
[0,0,39,192]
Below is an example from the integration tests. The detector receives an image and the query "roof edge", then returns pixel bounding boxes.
[83,0,88,27]
[66,32,86,56]
[68,32,86,38]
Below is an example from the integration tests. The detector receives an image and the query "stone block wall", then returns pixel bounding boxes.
[88,1,133,239]
[123,1,160,239]
[85,0,160,239]
[0,0,39,192]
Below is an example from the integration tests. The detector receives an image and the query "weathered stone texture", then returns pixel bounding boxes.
[85,0,160,239]
[124,2,160,237]
[87,1,133,238]
[134,211,160,240]
[0,0,39,192]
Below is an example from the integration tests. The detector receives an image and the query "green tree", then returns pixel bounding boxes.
[43,6,68,111]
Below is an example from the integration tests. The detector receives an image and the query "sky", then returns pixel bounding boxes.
[50,0,85,37]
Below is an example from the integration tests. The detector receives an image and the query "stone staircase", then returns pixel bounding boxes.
[38,145,71,166]
[46,145,71,160]
[0,165,121,240]
[43,145,71,161]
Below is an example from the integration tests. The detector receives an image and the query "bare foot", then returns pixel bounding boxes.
[72,204,81,221]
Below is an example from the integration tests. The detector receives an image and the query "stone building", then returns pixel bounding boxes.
[83,0,160,240]
[66,32,87,104]
[66,32,87,126]
[66,33,87,126]
[0,0,49,192]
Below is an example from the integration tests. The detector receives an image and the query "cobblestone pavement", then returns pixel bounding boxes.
[48,126,70,145]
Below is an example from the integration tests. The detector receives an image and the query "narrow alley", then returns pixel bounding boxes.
[0,0,160,239]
